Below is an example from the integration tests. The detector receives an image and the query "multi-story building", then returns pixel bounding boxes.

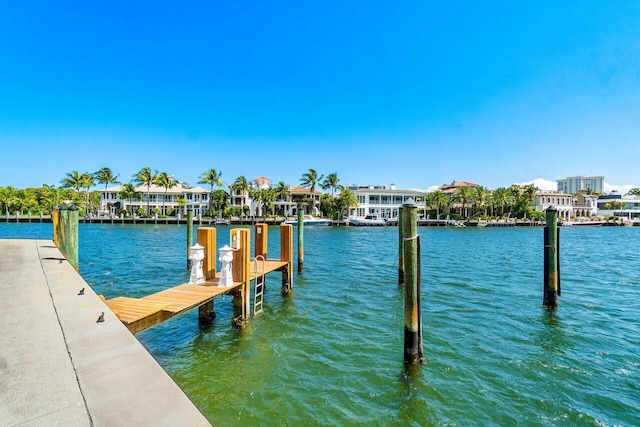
[348,185,425,219]
[556,176,604,195]
[101,183,209,217]
[533,191,574,220]
[597,193,640,220]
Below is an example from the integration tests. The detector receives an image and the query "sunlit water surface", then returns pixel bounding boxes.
[2,223,639,426]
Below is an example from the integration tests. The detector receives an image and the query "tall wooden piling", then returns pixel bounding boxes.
[255,223,268,259]
[58,206,68,258]
[231,228,251,326]
[280,224,293,293]
[402,199,424,366]
[186,209,193,270]
[398,208,404,285]
[65,206,79,271]
[543,206,560,308]
[52,207,60,247]
[196,227,216,280]
[297,209,304,274]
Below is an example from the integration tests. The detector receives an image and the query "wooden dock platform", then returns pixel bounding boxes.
[105,259,289,333]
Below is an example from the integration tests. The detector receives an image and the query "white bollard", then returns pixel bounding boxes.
[188,244,205,285]
[218,245,234,287]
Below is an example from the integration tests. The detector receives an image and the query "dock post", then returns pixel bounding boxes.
[280,224,293,293]
[198,301,215,326]
[65,205,79,271]
[231,228,251,326]
[398,208,404,285]
[543,206,560,308]
[297,209,304,274]
[255,223,268,259]
[52,207,60,247]
[186,208,193,270]
[58,206,68,257]
[402,199,424,366]
[196,227,217,280]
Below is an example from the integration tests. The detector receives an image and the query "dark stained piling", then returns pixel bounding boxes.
[297,209,304,274]
[186,208,193,270]
[402,199,424,366]
[543,206,560,308]
[398,208,404,285]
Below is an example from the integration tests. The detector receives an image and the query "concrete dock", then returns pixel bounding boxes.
[0,239,211,426]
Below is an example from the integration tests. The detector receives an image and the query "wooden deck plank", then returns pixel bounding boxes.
[104,297,172,325]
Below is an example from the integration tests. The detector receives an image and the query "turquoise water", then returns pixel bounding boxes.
[2,223,639,425]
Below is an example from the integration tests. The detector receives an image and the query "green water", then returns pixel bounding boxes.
[2,223,639,425]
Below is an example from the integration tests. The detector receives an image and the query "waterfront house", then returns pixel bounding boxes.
[597,193,640,220]
[101,183,209,217]
[347,184,425,219]
[533,191,574,220]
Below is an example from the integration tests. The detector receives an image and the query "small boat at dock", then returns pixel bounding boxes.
[284,215,332,226]
[347,215,387,226]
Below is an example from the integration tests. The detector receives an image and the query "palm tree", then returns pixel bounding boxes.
[626,188,640,196]
[230,176,251,214]
[132,167,157,216]
[300,168,324,213]
[473,186,489,217]
[0,186,17,217]
[117,183,141,215]
[321,173,342,196]
[94,167,120,208]
[211,189,230,218]
[198,169,224,211]
[492,187,512,217]
[14,189,36,215]
[274,181,291,215]
[60,171,86,193]
[453,186,473,220]
[153,172,176,215]
[425,190,449,221]
[336,188,358,218]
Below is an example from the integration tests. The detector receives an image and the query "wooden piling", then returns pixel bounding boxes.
[255,223,268,259]
[65,206,79,271]
[543,206,559,308]
[186,209,193,270]
[58,206,68,258]
[231,228,251,326]
[297,209,304,274]
[402,199,424,366]
[398,208,404,285]
[280,224,293,293]
[52,207,60,247]
[196,227,217,280]
[198,300,215,326]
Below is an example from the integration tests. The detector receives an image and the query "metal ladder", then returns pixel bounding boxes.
[252,255,266,316]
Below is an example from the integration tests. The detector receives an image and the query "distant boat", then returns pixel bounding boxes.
[573,220,604,226]
[214,218,230,225]
[348,215,387,226]
[284,215,332,226]
[559,221,574,227]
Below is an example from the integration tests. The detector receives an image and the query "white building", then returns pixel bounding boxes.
[533,191,574,220]
[349,185,425,219]
[556,176,604,195]
[101,183,209,217]
[597,193,640,220]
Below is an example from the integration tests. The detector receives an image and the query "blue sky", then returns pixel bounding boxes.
[1,1,639,193]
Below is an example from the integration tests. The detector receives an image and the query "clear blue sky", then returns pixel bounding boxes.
[1,1,639,192]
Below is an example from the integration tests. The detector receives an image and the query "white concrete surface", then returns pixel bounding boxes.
[0,239,211,426]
